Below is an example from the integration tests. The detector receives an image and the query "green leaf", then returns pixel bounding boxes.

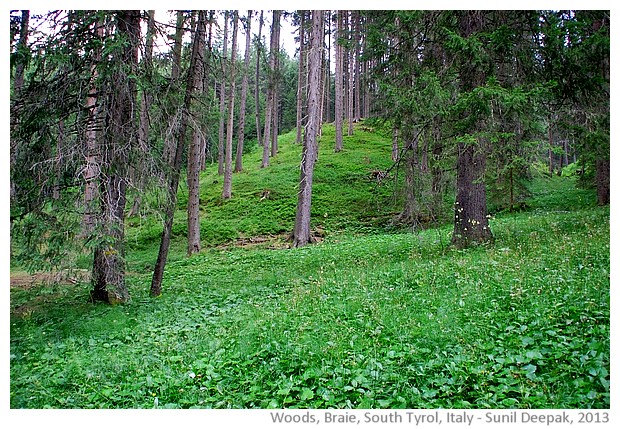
[300,387,314,401]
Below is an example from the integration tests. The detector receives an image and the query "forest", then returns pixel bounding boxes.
[9,10,609,410]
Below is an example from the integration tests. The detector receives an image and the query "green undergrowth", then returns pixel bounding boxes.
[10,173,609,408]
[124,123,399,272]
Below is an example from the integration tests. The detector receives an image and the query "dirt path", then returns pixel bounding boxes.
[10,270,90,289]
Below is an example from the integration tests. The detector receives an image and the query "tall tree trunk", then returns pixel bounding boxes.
[235,10,252,173]
[334,10,344,152]
[151,11,206,297]
[200,10,215,170]
[171,11,184,81]
[295,11,306,144]
[261,11,280,167]
[163,11,185,165]
[91,10,141,304]
[128,9,156,218]
[13,10,30,92]
[347,12,354,137]
[353,11,361,122]
[254,10,264,149]
[81,19,104,238]
[10,10,30,204]
[187,12,207,255]
[222,12,238,200]
[293,10,324,247]
[324,13,331,124]
[218,11,229,175]
[594,14,610,206]
[270,11,281,157]
[451,10,493,248]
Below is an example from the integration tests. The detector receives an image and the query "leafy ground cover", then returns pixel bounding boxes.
[10,126,609,409]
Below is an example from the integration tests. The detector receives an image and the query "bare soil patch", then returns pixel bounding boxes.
[10,269,90,289]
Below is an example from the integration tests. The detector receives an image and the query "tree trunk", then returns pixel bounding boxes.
[353,11,361,123]
[452,141,493,248]
[261,11,280,168]
[548,122,554,176]
[254,10,264,149]
[261,93,273,167]
[13,10,30,92]
[10,10,30,203]
[235,10,252,173]
[53,120,65,200]
[347,12,354,136]
[293,10,324,247]
[171,11,184,81]
[187,12,207,255]
[128,10,155,218]
[200,11,215,171]
[91,10,141,304]
[222,11,238,200]
[391,126,400,161]
[82,19,104,238]
[295,11,306,144]
[270,12,281,157]
[401,133,420,227]
[218,11,229,175]
[324,13,331,124]
[451,11,493,248]
[596,158,610,205]
[163,11,185,165]
[151,11,206,297]
[334,11,344,152]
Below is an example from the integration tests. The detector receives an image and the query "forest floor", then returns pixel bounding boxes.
[10,125,610,410]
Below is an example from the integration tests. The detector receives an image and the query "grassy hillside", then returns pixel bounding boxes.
[10,124,610,409]
[124,123,402,271]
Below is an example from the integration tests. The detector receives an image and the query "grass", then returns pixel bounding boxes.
[9,125,610,409]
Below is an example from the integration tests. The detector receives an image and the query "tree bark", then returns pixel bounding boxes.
[235,10,252,173]
[347,14,354,138]
[222,11,238,200]
[200,11,215,170]
[324,13,331,124]
[151,11,206,297]
[334,11,344,152]
[91,10,141,304]
[82,19,104,238]
[254,10,264,149]
[451,10,493,248]
[270,11,281,157]
[163,11,185,165]
[293,10,324,247]
[391,126,400,161]
[13,10,30,92]
[353,11,361,123]
[128,10,155,218]
[218,11,229,175]
[187,11,207,255]
[596,158,610,205]
[295,11,306,144]
[452,141,493,248]
[261,11,280,168]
